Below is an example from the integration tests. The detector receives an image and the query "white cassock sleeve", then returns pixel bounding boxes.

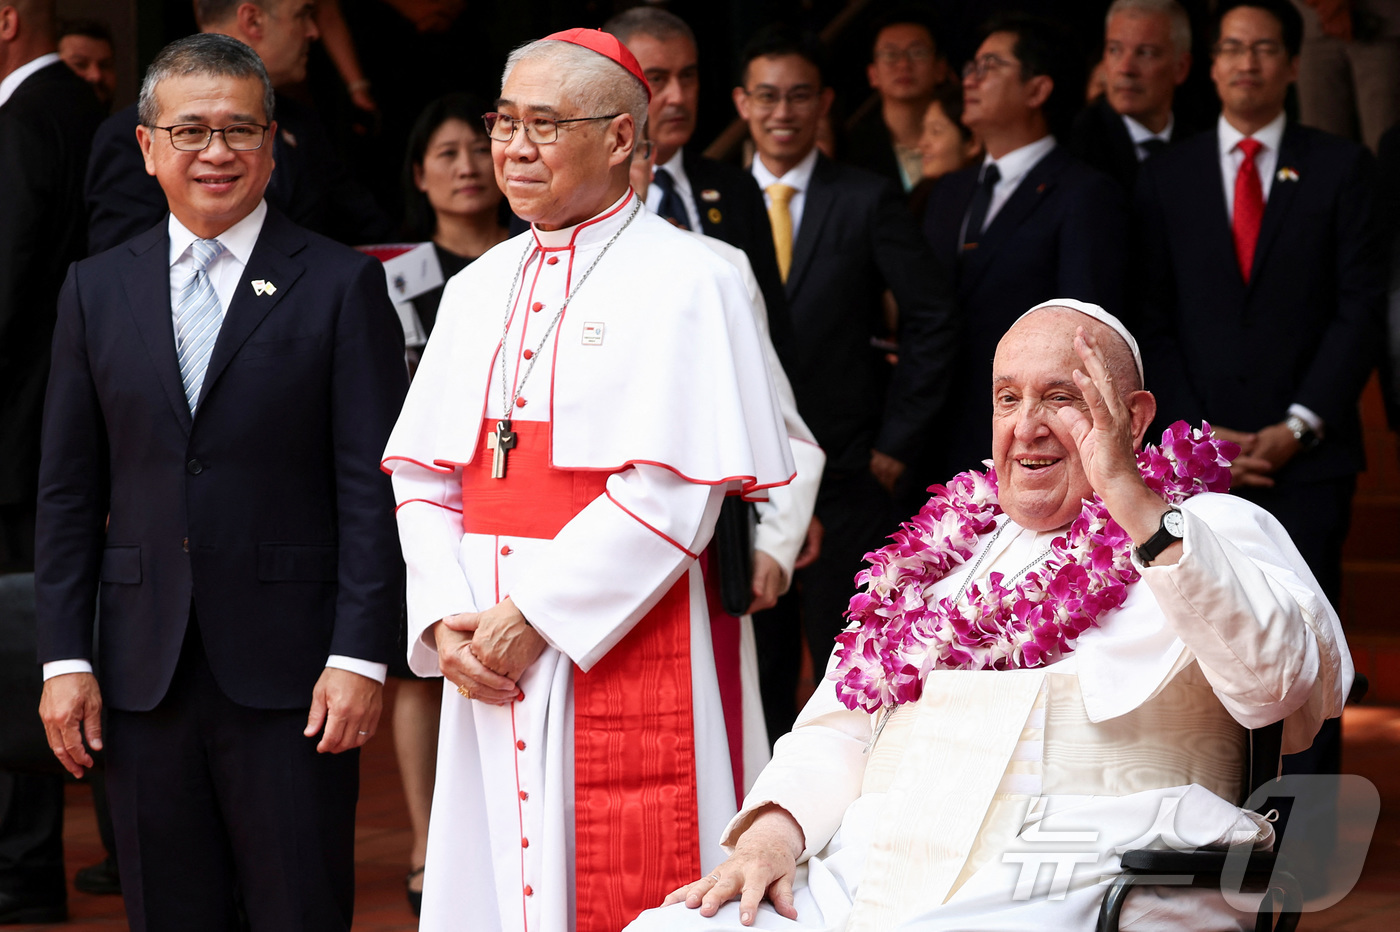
[706,233,824,585]
[509,465,726,672]
[720,652,872,862]
[1137,493,1349,753]
[392,461,475,675]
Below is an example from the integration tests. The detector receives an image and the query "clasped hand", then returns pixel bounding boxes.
[434,596,546,704]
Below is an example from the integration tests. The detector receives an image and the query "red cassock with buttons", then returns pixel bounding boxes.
[382,191,795,932]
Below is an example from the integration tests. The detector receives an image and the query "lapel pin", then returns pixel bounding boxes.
[707,207,723,225]
[251,279,277,296]
[1276,167,1299,182]
[700,189,721,202]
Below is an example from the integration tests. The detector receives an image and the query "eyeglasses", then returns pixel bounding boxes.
[635,139,655,160]
[874,46,936,66]
[482,112,621,145]
[150,122,269,151]
[1213,39,1286,61]
[961,54,1019,82]
[740,86,820,112]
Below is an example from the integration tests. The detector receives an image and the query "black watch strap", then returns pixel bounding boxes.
[1136,507,1184,565]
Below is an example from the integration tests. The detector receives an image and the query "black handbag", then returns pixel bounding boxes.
[0,573,64,774]
[712,497,755,617]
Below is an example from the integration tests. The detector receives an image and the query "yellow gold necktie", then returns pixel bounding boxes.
[766,183,797,283]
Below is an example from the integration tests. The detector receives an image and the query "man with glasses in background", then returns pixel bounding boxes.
[921,12,1126,482]
[1135,4,1383,894]
[844,8,949,193]
[36,33,407,930]
[733,26,959,723]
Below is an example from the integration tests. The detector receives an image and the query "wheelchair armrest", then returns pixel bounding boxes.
[1120,847,1276,892]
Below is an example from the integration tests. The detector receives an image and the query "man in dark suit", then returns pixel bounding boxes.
[603,6,793,370]
[843,10,949,193]
[733,28,959,701]
[36,35,406,931]
[923,13,1127,478]
[1070,0,1195,194]
[0,0,104,921]
[1135,0,1383,850]
[84,0,390,255]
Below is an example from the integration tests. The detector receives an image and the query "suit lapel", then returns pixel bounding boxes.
[197,209,306,409]
[785,155,836,297]
[1101,98,1139,180]
[1184,130,1247,296]
[122,223,193,433]
[961,148,1062,293]
[1248,124,1305,287]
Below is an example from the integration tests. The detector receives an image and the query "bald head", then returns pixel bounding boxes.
[1,0,57,78]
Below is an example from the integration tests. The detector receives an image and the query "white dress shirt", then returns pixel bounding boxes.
[1214,111,1322,434]
[976,134,1057,230]
[751,146,820,241]
[646,149,701,232]
[1122,112,1173,162]
[1217,110,1285,220]
[44,199,388,685]
[0,52,60,107]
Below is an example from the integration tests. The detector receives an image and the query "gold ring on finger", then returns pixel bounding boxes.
[457,683,472,699]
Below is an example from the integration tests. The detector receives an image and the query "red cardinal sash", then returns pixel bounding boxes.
[460,418,701,932]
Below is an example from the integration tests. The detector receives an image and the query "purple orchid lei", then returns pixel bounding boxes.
[830,421,1239,714]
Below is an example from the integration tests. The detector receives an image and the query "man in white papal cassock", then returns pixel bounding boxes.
[381,27,799,932]
[629,300,1352,932]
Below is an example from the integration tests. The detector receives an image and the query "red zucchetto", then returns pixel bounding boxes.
[541,27,651,101]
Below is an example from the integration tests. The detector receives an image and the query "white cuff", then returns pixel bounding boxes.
[326,655,388,684]
[1288,404,1324,436]
[43,659,94,680]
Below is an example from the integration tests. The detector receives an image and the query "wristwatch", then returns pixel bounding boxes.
[1285,414,1321,451]
[1136,507,1184,565]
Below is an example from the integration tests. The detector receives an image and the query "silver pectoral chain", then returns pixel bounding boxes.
[864,524,1051,755]
[497,198,642,420]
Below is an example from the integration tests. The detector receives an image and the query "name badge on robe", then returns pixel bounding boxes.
[582,322,605,346]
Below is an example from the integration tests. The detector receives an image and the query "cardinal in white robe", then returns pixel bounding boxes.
[382,29,797,932]
[629,301,1352,931]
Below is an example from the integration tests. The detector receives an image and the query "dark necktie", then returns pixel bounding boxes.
[960,163,1000,252]
[651,167,691,230]
[1139,138,1168,160]
[1232,137,1265,283]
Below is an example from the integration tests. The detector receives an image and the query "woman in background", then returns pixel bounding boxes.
[401,91,510,336]
[392,91,508,916]
[909,80,983,217]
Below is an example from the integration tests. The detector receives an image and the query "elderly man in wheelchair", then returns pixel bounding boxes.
[627,301,1351,932]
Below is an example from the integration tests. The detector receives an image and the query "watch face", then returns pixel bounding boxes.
[1163,510,1185,537]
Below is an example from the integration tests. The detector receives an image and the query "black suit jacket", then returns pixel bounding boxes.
[684,153,794,371]
[35,207,408,711]
[922,145,1127,474]
[85,96,392,255]
[841,103,904,191]
[1134,122,1384,485]
[1068,96,1197,194]
[783,153,959,472]
[0,62,104,511]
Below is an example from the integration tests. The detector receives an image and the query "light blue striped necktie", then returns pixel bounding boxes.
[174,238,225,413]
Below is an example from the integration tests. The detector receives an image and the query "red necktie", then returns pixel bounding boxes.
[1232,137,1265,283]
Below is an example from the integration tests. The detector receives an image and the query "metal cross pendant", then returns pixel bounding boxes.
[487,419,517,479]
